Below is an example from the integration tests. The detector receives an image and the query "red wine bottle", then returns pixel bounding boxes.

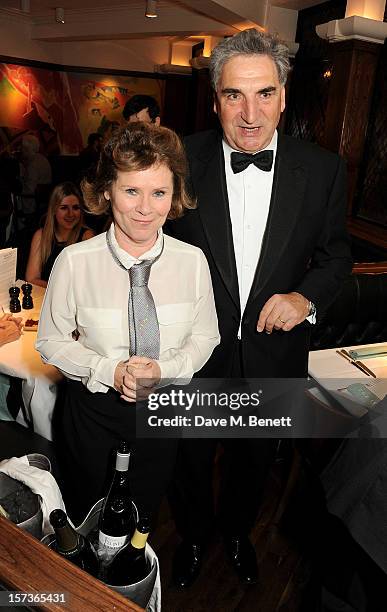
[98,441,136,560]
[105,515,151,586]
[49,509,98,577]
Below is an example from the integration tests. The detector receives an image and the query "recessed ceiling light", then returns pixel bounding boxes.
[55,7,65,24]
[145,0,158,18]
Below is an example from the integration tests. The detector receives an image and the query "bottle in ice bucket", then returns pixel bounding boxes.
[49,509,98,577]
[98,441,137,560]
[105,515,151,586]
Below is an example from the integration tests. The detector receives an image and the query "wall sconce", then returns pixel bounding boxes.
[55,7,65,23]
[145,0,157,18]
[323,69,332,79]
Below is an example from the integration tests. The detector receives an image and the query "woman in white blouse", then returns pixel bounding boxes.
[36,123,219,522]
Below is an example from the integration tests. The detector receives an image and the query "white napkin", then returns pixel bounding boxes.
[0,455,66,535]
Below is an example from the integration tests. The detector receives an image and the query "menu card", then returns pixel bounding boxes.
[0,248,17,310]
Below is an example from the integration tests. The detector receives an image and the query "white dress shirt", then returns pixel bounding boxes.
[223,134,315,331]
[36,224,220,393]
[223,131,277,320]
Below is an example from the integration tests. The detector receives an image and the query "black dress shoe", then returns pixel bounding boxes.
[225,536,259,585]
[172,541,203,588]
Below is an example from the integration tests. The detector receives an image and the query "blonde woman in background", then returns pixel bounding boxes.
[26,182,94,287]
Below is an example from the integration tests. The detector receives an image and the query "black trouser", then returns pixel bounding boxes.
[168,340,276,542]
[54,379,178,525]
[169,437,275,541]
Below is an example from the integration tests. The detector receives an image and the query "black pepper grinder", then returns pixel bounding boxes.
[9,286,21,313]
[21,282,33,310]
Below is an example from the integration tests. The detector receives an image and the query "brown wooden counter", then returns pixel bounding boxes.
[0,514,143,611]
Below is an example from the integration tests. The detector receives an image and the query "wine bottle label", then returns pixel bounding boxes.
[58,546,78,557]
[131,531,148,550]
[98,531,127,557]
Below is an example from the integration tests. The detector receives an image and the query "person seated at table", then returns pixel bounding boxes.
[36,122,220,523]
[25,182,94,288]
[0,313,23,420]
[0,313,22,347]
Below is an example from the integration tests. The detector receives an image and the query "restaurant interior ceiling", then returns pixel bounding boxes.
[0,0,326,45]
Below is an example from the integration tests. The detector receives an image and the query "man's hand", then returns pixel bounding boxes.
[257,292,309,334]
[0,319,22,346]
[115,356,161,403]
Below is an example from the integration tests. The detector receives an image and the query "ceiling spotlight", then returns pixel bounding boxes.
[55,7,65,23]
[145,0,157,18]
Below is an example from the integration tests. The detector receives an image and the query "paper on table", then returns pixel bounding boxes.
[0,248,17,309]
[309,346,387,417]
[349,344,387,360]
[307,386,368,418]
[346,344,387,378]
[308,381,387,417]
[332,380,387,408]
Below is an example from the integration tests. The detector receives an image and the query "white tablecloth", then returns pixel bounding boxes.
[308,343,387,421]
[0,283,62,440]
[309,342,387,380]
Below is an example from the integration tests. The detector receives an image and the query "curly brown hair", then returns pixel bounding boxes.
[82,122,195,220]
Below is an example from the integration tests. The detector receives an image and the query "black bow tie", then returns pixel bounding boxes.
[230,150,273,174]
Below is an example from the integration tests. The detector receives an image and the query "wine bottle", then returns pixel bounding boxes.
[105,515,151,586]
[98,441,136,560]
[49,509,98,577]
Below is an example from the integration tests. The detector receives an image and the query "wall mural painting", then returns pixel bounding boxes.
[67,73,162,149]
[0,63,64,155]
[0,62,163,156]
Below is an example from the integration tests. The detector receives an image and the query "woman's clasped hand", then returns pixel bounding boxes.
[115,356,161,402]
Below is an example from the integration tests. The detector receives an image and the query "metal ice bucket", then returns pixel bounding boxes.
[42,498,160,611]
[0,454,51,539]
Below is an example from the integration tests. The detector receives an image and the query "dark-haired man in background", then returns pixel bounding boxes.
[78,132,103,181]
[167,28,352,588]
[122,94,161,125]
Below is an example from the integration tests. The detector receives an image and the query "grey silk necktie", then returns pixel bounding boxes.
[128,261,160,359]
[106,231,161,360]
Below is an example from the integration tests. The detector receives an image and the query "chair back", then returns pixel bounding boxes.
[311,263,387,350]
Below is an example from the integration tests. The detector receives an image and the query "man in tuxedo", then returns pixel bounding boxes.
[167,28,352,587]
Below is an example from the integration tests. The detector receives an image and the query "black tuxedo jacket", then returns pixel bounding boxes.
[166,130,352,378]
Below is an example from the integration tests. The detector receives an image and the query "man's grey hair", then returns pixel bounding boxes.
[209,29,290,91]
